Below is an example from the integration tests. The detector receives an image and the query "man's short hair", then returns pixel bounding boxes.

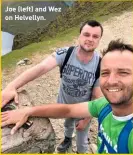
[102,39,133,56]
[80,20,103,36]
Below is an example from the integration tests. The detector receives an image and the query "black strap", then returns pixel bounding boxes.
[92,57,101,88]
[60,46,75,78]
[90,57,101,100]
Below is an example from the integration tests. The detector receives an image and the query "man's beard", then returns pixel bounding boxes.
[109,95,133,107]
[102,85,133,107]
[80,45,94,53]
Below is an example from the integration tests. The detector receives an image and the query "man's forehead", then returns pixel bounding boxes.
[81,24,101,33]
[101,50,133,70]
[102,50,133,59]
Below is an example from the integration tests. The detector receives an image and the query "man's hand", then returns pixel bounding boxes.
[76,117,92,131]
[2,87,19,108]
[1,108,30,135]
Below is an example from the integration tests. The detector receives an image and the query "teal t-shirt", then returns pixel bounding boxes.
[88,97,133,153]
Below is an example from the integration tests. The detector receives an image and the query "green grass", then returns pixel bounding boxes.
[2,26,78,69]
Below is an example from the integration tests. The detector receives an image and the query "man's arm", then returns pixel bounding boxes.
[2,53,58,107]
[2,102,91,134]
[28,102,90,118]
[6,53,57,89]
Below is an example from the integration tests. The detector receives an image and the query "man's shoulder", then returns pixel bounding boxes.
[88,97,109,117]
[55,46,75,66]
[94,50,101,58]
[92,97,109,107]
[56,47,69,55]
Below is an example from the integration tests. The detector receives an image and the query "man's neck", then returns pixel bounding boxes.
[112,103,133,117]
[76,46,94,63]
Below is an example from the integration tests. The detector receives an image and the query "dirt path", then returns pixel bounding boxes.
[2,11,133,153]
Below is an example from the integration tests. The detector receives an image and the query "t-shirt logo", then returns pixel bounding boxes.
[62,64,94,97]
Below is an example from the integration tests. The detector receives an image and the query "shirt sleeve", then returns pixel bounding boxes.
[88,97,109,117]
[55,47,69,67]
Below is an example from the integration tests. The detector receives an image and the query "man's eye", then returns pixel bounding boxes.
[84,34,90,37]
[119,72,129,75]
[93,35,99,39]
[101,72,109,76]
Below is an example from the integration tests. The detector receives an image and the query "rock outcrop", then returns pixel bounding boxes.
[1,90,56,153]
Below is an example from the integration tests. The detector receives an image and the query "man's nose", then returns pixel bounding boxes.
[88,36,93,41]
[107,73,118,85]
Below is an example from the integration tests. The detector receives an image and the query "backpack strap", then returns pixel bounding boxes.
[98,104,112,126]
[117,117,133,153]
[90,56,101,100]
[92,57,101,89]
[98,105,133,153]
[98,104,112,153]
[60,46,75,78]
[98,132,117,153]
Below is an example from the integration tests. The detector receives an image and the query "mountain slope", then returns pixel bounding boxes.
[2,1,133,50]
